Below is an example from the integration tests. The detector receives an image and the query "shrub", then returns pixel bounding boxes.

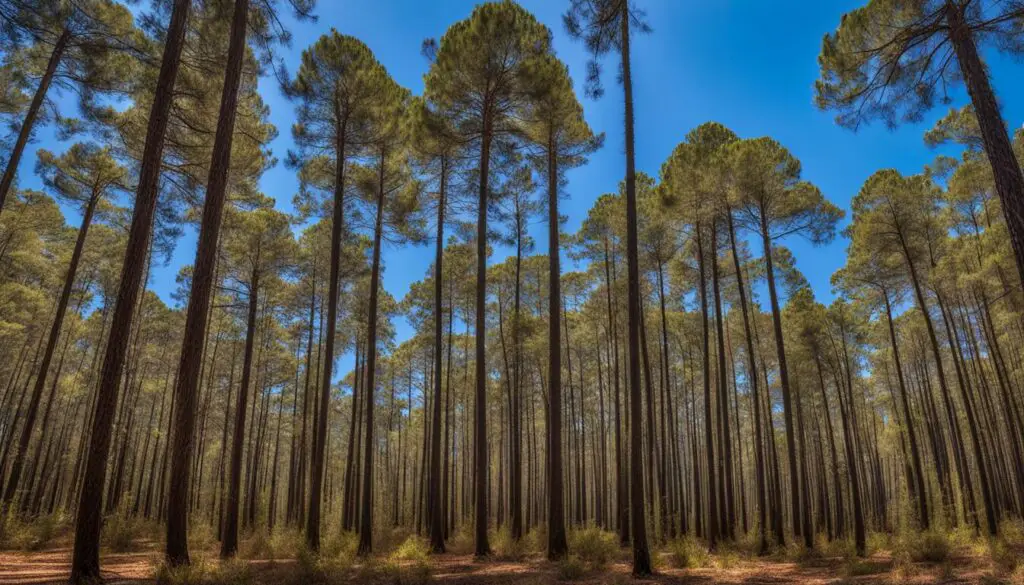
[390,536,430,563]
[842,558,887,577]
[103,515,144,552]
[556,555,586,581]
[239,529,271,559]
[267,527,304,560]
[989,537,1020,574]
[446,524,474,555]
[154,558,252,585]
[379,559,431,585]
[568,526,617,569]
[320,530,359,565]
[189,522,218,554]
[1,513,68,551]
[290,548,350,585]
[668,537,710,569]
[906,530,950,563]
[491,527,528,561]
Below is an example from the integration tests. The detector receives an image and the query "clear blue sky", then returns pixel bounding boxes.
[19,0,1024,354]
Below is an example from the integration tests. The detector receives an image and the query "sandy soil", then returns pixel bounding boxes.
[0,547,1004,584]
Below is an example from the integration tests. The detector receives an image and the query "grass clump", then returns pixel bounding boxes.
[988,536,1021,575]
[358,557,431,585]
[667,536,711,569]
[291,547,351,585]
[320,530,359,565]
[446,523,474,555]
[568,526,618,569]
[390,535,430,563]
[842,558,887,577]
[491,527,529,560]
[102,515,147,552]
[154,558,252,585]
[904,530,950,563]
[1,512,68,551]
[556,555,586,581]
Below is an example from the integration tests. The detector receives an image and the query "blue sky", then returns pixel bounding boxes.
[17,0,1024,354]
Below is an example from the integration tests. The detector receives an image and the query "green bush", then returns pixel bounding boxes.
[567,526,618,569]
[491,527,528,560]
[290,548,350,585]
[556,555,586,581]
[103,515,144,552]
[989,537,1020,574]
[390,536,430,563]
[380,559,431,585]
[906,530,950,563]
[154,558,252,585]
[189,522,218,554]
[667,537,710,569]
[320,530,359,565]
[842,558,887,577]
[1,512,68,551]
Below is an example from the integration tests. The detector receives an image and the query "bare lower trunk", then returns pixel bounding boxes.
[166,0,250,565]
[70,2,190,581]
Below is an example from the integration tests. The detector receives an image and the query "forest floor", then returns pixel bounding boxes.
[1,523,1022,585]
[0,545,1013,584]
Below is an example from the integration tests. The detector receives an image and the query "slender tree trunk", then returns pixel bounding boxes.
[727,210,769,553]
[357,145,387,555]
[221,268,261,558]
[3,191,98,508]
[696,220,718,548]
[166,0,249,565]
[70,2,190,580]
[0,28,70,214]
[308,109,349,551]
[758,214,803,547]
[473,105,493,558]
[429,159,448,552]
[546,139,568,559]
[945,1,1024,286]
[621,7,651,572]
[883,292,930,528]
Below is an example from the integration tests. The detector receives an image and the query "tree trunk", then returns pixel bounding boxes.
[945,1,1024,286]
[473,105,492,558]
[3,190,98,507]
[759,214,803,547]
[429,158,448,552]
[308,107,349,551]
[166,0,249,565]
[547,139,568,559]
[221,267,260,558]
[70,2,190,580]
[621,6,651,573]
[727,210,769,553]
[0,28,70,214]
[357,145,387,555]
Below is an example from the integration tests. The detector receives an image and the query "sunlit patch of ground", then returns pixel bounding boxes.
[0,544,1016,584]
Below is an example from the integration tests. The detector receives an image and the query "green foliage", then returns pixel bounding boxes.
[154,559,252,585]
[667,537,711,569]
[290,547,353,585]
[555,555,586,581]
[0,511,68,551]
[491,527,529,561]
[389,536,430,563]
[567,526,618,569]
[894,530,950,563]
[101,515,147,553]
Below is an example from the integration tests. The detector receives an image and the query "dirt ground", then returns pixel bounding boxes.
[0,546,1008,585]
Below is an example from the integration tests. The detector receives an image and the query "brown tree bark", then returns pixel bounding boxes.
[166,0,250,565]
[70,1,191,580]
[0,28,70,214]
